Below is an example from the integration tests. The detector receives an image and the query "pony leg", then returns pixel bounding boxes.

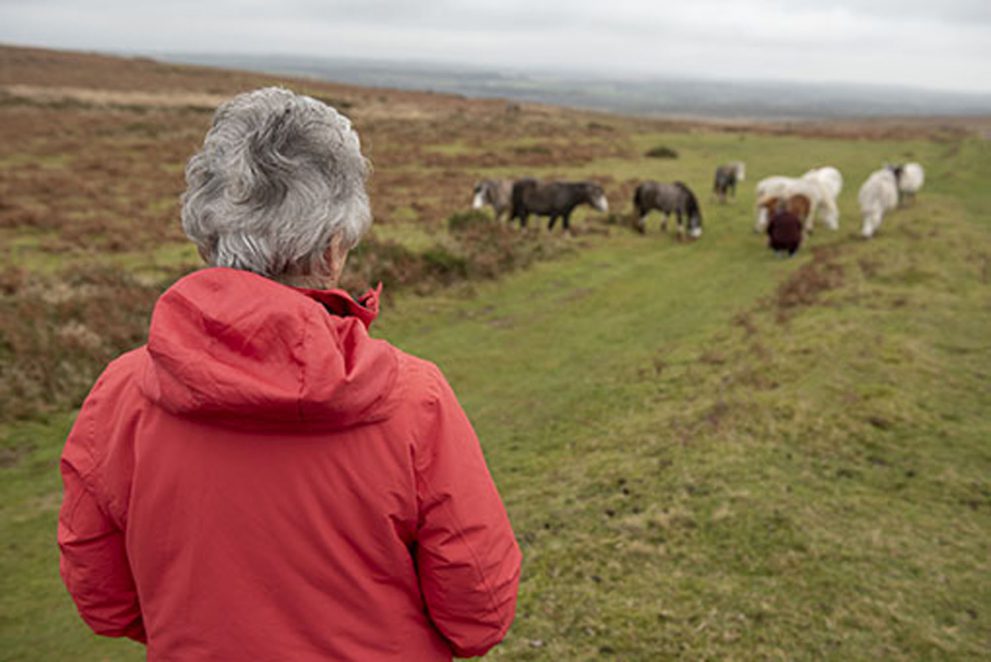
[562,212,572,233]
[662,213,669,232]
[548,215,557,231]
[635,214,647,234]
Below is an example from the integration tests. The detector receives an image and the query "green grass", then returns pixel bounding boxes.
[371,221,446,252]
[2,131,989,660]
[0,415,146,660]
[0,153,71,170]
[1,238,199,275]
[424,141,475,156]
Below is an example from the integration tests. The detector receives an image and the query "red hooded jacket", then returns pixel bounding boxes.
[57,267,521,661]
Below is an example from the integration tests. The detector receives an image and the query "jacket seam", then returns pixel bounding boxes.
[60,463,118,538]
[81,379,112,516]
[416,449,508,634]
[62,375,118,535]
[78,378,103,482]
[296,306,311,422]
[84,362,136,528]
[413,366,508,635]
[151,289,210,410]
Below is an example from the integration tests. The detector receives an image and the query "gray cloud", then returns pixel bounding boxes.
[0,0,988,92]
[783,0,991,23]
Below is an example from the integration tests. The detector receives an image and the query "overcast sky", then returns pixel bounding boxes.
[2,0,989,93]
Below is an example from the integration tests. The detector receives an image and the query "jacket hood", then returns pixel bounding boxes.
[141,268,398,429]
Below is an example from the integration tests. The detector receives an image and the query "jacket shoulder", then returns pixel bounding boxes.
[387,350,459,444]
[393,350,447,402]
[63,348,148,495]
[84,348,149,418]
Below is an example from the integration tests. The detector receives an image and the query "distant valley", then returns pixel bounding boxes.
[157,52,991,120]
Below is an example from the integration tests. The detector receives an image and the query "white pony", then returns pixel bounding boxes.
[893,162,924,205]
[803,166,843,200]
[859,168,899,238]
[754,173,839,233]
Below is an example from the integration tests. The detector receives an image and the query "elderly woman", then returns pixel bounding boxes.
[57,88,521,661]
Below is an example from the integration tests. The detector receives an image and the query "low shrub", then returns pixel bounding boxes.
[0,263,168,423]
[456,216,569,279]
[645,145,679,159]
[422,245,469,283]
[342,236,425,292]
[447,209,490,233]
[513,144,552,155]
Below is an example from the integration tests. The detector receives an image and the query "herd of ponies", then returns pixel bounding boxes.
[471,161,925,249]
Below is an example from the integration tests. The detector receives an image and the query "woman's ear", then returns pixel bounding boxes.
[323,234,350,288]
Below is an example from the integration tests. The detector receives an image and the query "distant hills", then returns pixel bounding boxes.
[155,53,991,120]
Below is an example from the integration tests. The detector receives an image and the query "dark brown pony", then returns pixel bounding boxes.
[758,194,811,226]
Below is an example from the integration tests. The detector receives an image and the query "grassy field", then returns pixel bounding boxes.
[1,47,989,660]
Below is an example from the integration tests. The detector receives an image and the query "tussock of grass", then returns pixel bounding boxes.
[645,145,679,159]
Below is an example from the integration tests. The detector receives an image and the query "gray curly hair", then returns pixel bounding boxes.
[181,87,371,286]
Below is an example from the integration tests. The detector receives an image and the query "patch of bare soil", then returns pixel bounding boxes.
[774,246,845,321]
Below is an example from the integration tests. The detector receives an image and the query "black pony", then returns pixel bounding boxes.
[510,178,609,231]
[633,181,703,239]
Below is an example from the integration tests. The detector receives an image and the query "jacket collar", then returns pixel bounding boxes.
[293,282,383,330]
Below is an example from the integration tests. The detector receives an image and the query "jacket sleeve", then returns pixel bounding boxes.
[413,366,522,658]
[58,413,146,644]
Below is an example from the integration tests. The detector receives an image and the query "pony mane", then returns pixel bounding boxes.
[674,181,700,217]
